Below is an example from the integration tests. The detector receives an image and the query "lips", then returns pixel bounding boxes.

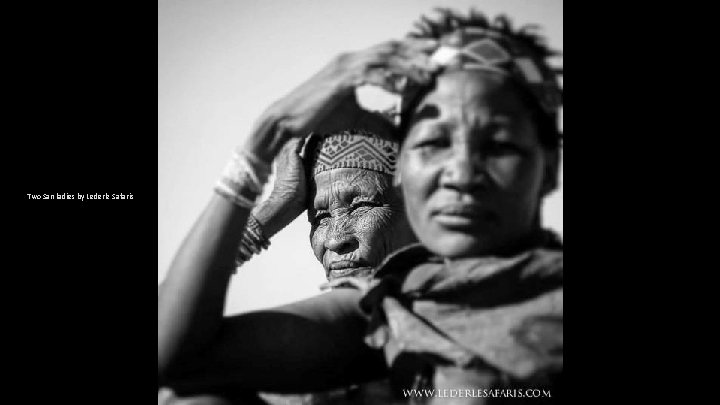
[435,204,483,216]
[327,260,373,279]
[432,203,491,229]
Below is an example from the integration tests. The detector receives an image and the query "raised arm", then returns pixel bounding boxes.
[157,146,267,385]
[158,37,439,391]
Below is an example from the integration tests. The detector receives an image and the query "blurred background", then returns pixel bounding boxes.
[158,0,563,314]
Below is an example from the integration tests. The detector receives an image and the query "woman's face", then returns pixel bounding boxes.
[310,168,415,280]
[399,70,556,258]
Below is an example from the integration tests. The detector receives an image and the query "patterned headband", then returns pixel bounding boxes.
[309,130,399,176]
[427,27,563,115]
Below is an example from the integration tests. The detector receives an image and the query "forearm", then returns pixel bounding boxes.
[158,118,280,380]
[164,290,388,394]
[158,195,251,381]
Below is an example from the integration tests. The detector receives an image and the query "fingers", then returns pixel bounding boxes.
[368,37,439,57]
[287,136,305,162]
[396,38,441,71]
[275,137,306,175]
[248,37,439,153]
[359,38,440,89]
[361,64,426,93]
[294,135,305,154]
[299,132,321,160]
[360,68,401,92]
[273,136,300,165]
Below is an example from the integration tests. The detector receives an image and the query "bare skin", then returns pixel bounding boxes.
[158,38,439,397]
[399,69,559,258]
[310,168,415,280]
[158,39,560,405]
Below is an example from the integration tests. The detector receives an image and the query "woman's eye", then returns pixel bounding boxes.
[416,136,450,150]
[351,200,381,210]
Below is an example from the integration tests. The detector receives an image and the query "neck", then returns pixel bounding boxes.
[465,227,552,260]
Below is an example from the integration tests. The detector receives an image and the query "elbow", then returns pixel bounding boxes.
[158,312,182,385]
[158,349,185,389]
[158,335,200,388]
[158,328,185,385]
[158,343,173,387]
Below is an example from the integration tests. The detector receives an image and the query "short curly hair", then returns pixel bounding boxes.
[409,8,561,62]
[401,8,563,151]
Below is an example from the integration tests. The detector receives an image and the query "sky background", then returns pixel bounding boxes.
[158,0,563,314]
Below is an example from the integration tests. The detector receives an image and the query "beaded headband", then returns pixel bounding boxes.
[427,27,563,115]
[309,130,399,176]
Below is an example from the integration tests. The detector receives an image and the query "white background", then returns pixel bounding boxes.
[158,0,563,314]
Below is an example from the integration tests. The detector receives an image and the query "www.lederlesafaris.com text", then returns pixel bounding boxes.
[27,193,134,201]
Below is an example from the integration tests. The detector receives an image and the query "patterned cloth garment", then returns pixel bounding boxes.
[336,232,563,404]
[259,233,562,405]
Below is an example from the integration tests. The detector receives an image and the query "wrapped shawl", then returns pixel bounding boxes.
[331,233,563,403]
[263,234,563,404]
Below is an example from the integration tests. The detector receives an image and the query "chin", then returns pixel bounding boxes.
[327,266,375,281]
[422,233,490,258]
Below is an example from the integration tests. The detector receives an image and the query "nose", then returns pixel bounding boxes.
[324,232,359,256]
[439,145,486,193]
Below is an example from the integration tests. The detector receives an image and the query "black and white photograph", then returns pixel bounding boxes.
[158,1,563,403]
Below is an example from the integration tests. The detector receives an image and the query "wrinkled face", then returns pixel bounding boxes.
[399,70,557,258]
[309,167,415,280]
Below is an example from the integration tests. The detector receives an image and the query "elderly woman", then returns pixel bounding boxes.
[236,125,415,281]
[158,9,562,404]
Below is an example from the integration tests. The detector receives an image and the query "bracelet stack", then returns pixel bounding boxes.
[235,214,271,268]
[214,149,272,209]
[214,147,273,272]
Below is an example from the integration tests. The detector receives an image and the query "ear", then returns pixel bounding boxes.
[541,149,560,197]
